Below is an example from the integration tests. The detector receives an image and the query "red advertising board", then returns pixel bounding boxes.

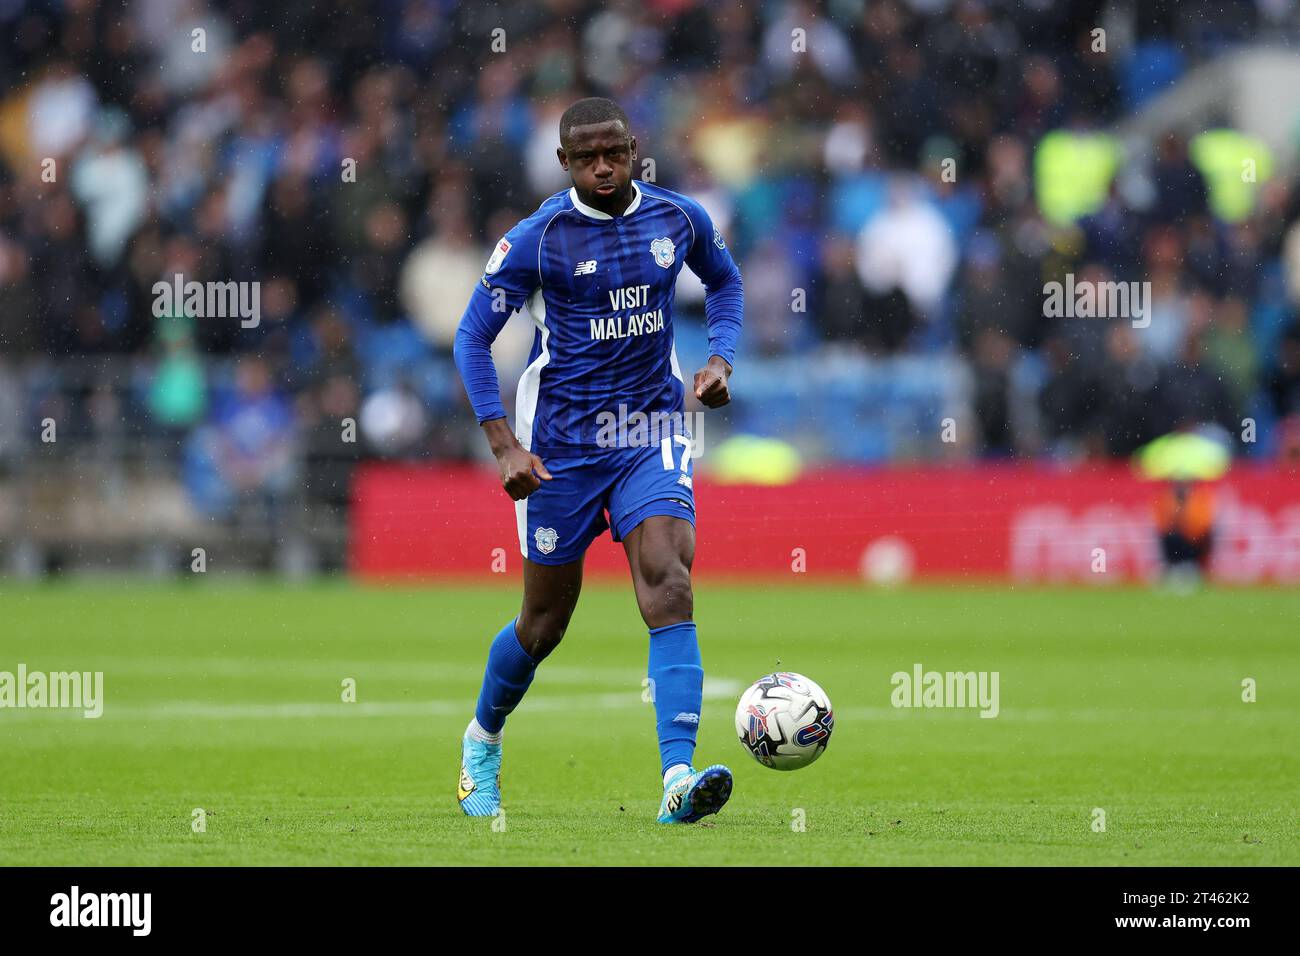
[350,464,1300,583]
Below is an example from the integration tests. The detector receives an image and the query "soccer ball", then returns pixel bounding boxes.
[735,672,833,770]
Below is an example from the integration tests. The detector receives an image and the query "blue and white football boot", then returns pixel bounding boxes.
[457,733,502,817]
[656,764,734,824]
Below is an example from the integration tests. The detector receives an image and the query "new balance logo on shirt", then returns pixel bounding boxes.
[573,259,598,276]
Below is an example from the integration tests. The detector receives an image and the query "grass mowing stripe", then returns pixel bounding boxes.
[0,582,1295,865]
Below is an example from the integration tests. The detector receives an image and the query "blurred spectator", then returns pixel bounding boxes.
[70,109,148,267]
[762,0,857,88]
[814,233,868,345]
[1265,320,1300,418]
[1149,133,1209,225]
[148,312,207,430]
[970,328,1017,456]
[741,237,803,356]
[1095,322,1165,457]
[0,0,1293,509]
[185,357,296,521]
[26,60,97,159]
[1159,331,1239,436]
[360,380,428,457]
[855,177,957,319]
[301,373,363,536]
[400,188,487,350]
[1201,295,1257,413]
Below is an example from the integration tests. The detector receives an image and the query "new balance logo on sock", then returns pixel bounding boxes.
[673,712,699,724]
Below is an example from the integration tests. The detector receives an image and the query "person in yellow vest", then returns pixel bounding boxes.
[1033,127,1122,225]
[1189,129,1274,223]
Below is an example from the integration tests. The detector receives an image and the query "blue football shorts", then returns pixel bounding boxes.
[515,436,697,565]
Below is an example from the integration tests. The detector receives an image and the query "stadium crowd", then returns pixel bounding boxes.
[2,0,1300,522]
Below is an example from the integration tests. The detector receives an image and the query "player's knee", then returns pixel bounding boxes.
[516,605,572,660]
[639,559,693,624]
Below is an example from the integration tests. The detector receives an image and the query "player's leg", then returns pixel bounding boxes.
[459,558,585,816]
[622,512,695,628]
[612,440,733,824]
[459,453,603,816]
[471,556,584,736]
[622,514,701,775]
[515,556,584,656]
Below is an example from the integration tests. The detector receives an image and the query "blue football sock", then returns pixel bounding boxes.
[647,621,703,777]
[473,619,539,734]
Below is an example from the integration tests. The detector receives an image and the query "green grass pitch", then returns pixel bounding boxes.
[0,581,1296,866]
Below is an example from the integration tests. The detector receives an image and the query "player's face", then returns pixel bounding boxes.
[558,121,637,214]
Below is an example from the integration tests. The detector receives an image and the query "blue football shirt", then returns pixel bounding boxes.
[454,180,743,454]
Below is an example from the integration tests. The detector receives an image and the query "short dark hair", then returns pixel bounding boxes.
[559,97,630,149]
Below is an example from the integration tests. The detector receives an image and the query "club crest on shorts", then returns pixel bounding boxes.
[650,237,675,269]
[534,526,558,555]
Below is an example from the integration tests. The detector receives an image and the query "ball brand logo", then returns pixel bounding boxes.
[743,704,769,746]
[764,672,806,692]
[794,710,834,746]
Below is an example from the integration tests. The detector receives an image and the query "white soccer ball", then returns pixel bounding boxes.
[735,672,834,771]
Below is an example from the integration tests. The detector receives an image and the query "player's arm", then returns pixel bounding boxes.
[452,234,552,500]
[683,201,743,408]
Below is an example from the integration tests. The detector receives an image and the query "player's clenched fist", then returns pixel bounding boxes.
[481,418,551,499]
[693,355,733,409]
[496,446,551,500]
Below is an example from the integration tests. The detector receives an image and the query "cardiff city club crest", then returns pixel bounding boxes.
[534,526,558,555]
[650,237,675,269]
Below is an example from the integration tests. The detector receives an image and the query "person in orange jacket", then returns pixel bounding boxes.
[1154,480,1217,576]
